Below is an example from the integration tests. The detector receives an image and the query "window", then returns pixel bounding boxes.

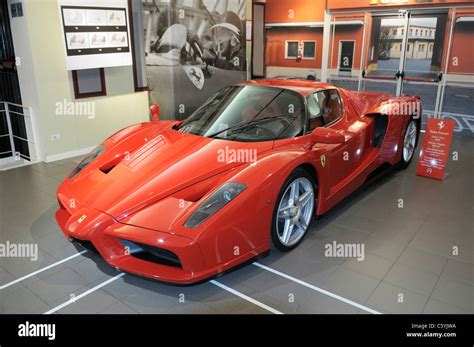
[400,44,402,51]
[401,28,404,35]
[415,29,419,35]
[429,44,433,52]
[302,41,316,59]
[285,41,299,59]
[419,44,424,52]
[307,89,343,131]
[307,93,324,131]
[407,44,410,52]
[72,68,106,99]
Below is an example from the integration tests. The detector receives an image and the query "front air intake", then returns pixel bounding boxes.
[121,240,182,268]
[71,237,99,254]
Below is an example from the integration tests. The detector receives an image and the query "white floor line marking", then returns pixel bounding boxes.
[0,250,88,290]
[44,273,125,315]
[210,280,283,315]
[253,262,382,314]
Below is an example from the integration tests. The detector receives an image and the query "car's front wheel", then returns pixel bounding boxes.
[271,168,316,251]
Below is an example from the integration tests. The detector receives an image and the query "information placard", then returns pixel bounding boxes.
[58,0,132,70]
[416,118,455,180]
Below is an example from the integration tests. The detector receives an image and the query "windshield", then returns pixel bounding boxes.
[176,85,306,142]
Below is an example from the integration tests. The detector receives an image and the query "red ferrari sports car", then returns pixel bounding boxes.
[56,79,421,284]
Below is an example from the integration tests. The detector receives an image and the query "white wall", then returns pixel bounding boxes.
[9,0,150,162]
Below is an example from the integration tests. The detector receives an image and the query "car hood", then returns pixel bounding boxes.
[62,124,273,219]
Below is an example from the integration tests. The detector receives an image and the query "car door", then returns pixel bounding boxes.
[307,89,372,191]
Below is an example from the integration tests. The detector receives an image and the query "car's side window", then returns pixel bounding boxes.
[307,92,325,131]
[307,89,342,131]
[322,89,343,125]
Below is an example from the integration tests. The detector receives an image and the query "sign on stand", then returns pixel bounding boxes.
[416,118,455,180]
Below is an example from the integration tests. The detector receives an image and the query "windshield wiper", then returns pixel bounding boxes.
[207,114,300,138]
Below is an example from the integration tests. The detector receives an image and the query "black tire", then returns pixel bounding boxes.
[270,167,317,252]
[398,118,418,170]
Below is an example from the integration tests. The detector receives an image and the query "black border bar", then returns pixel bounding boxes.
[0,314,472,345]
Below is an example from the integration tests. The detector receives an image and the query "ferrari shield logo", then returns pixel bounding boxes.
[77,214,87,224]
[183,66,205,90]
[320,155,327,168]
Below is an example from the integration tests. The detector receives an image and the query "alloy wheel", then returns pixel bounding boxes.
[276,177,314,247]
[403,120,417,162]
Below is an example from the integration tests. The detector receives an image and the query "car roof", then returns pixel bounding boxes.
[237,78,336,97]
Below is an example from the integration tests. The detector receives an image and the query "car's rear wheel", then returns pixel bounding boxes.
[399,119,418,169]
[271,168,316,251]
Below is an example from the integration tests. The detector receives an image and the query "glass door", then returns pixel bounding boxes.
[362,12,409,95]
[328,7,473,136]
[363,11,447,109]
[402,11,448,130]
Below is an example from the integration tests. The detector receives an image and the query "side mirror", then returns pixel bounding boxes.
[310,127,345,144]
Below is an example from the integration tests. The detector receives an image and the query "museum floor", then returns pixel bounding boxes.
[0,134,472,314]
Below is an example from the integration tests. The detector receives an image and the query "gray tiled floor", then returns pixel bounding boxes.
[0,134,472,314]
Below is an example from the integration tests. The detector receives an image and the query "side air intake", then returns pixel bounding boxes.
[367,114,388,148]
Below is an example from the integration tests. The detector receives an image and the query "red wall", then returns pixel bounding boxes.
[265,0,325,23]
[449,10,474,74]
[265,28,323,68]
[449,24,474,74]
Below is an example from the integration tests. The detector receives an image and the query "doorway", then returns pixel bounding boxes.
[338,40,355,74]
[0,0,29,162]
[363,11,448,108]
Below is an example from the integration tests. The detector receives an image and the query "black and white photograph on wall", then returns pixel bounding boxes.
[142,0,247,120]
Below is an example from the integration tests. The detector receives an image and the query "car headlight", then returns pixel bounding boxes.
[184,182,247,228]
[69,144,107,179]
